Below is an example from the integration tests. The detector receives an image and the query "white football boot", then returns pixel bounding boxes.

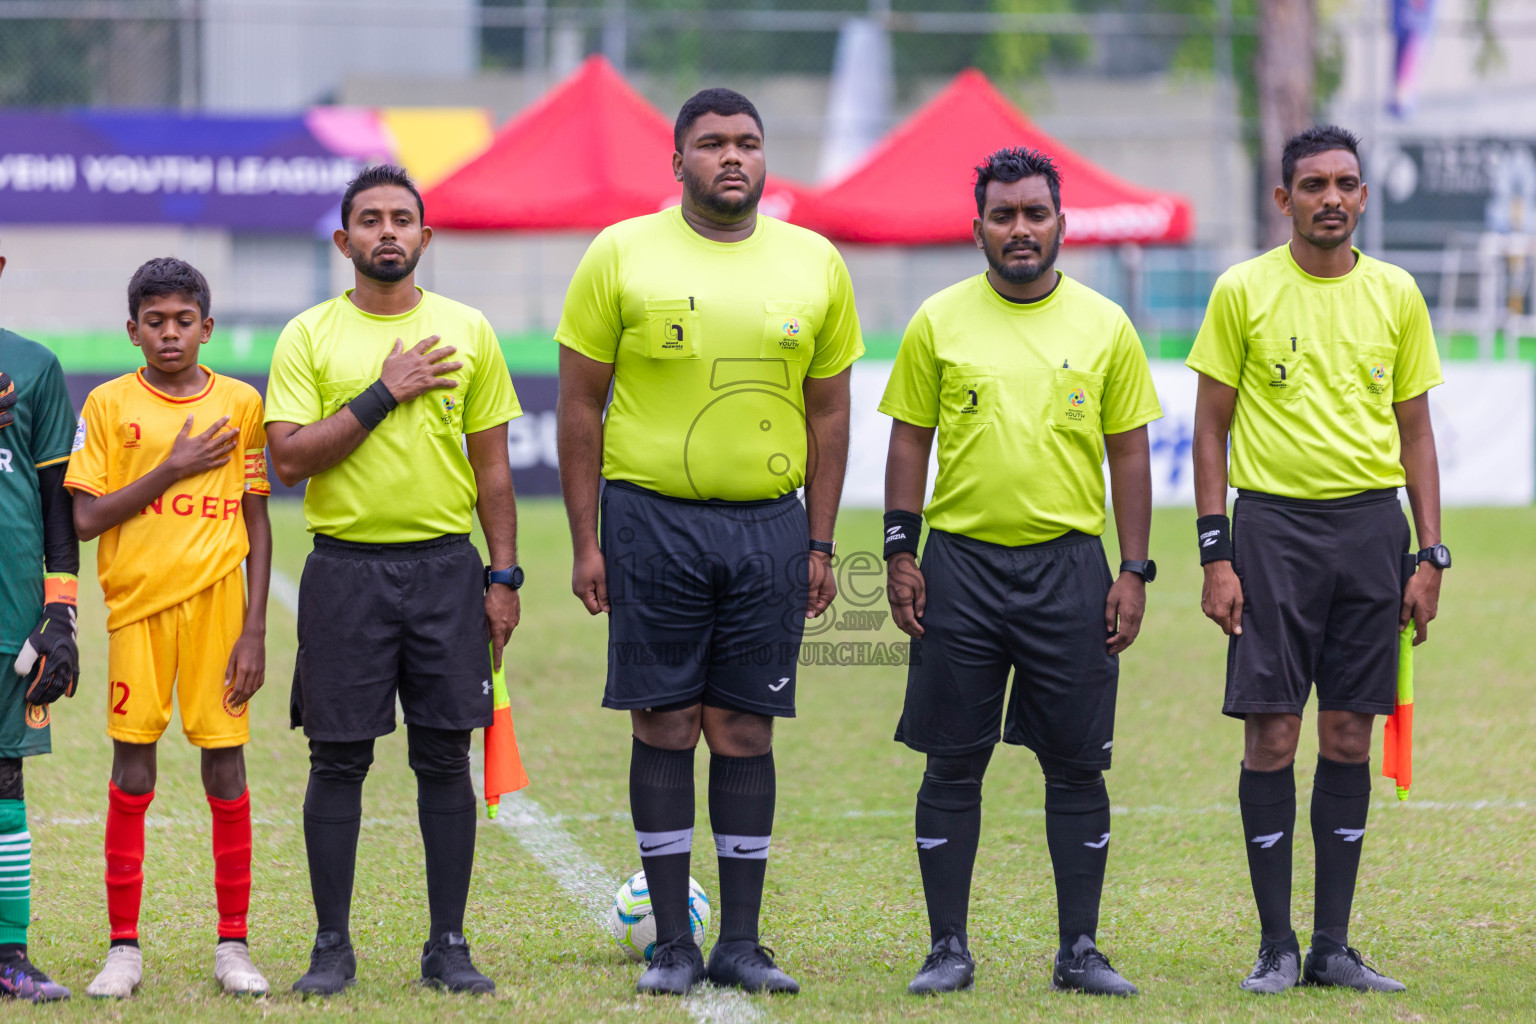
[86,944,143,998]
[215,940,270,996]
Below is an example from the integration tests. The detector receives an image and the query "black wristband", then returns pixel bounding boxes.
[883,509,923,561]
[347,378,399,431]
[1196,514,1233,565]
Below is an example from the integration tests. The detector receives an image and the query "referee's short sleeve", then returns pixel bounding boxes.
[1186,271,1245,388]
[1392,279,1443,402]
[1102,314,1163,434]
[807,245,865,379]
[463,317,523,433]
[264,320,322,426]
[878,307,941,428]
[554,230,623,364]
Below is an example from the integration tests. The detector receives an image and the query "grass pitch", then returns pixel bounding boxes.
[21,500,1535,1022]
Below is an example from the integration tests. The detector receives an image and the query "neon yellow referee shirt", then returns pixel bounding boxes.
[555,207,864,501]
[879,272,1163,547]
[265,288,522,543]
[1186,245,1443,500]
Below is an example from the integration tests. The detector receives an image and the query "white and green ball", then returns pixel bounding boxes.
[607,871,710,961]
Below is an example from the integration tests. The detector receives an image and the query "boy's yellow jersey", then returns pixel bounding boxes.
[65,368,269,631]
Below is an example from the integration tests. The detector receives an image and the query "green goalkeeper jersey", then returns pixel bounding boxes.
[0,330,77,656]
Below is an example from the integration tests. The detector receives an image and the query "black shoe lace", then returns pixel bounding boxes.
[1254,945,1286,975]
[921,939,968,973]
[310,943,350,977]
[1076,948,1113,972]
[1341,947,1380,975]
[650,940,698,970]
[436,941,478,978]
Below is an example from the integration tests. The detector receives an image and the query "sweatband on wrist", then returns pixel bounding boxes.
[347,378,398,431]
[1197,514,1233,565]
[883,510,923,561]
[42,573,77,608]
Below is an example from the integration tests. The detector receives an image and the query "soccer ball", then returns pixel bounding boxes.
[607,871,710,961]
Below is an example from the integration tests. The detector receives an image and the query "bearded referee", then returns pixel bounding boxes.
[1188,126,1445,995]
[266,166,523,995]
[882,148,1161,997]
[557,88,862,996]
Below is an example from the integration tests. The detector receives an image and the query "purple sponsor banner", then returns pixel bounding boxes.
[0,111,365,231]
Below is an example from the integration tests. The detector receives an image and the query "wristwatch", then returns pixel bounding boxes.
[809,539,836,556]
[1416,544,1451,570]
[484,565,525,591]
[1119,559,1157,583]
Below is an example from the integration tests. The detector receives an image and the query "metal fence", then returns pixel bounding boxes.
[0,0,1256,112]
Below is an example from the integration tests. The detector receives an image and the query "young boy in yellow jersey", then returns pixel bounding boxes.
[64,258,272,998]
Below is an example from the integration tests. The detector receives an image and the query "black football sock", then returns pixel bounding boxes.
[1311,755,1372,950]
[709,750,776,944]
[914,748,992,947]
[409,726,477,940]
[1042,763,1111,959]
[303,739,374,941]
[1240,761,1297,945]
[630,737,697,947]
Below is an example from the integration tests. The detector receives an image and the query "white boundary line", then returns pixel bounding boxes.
[494,791,765,1024]
[275,568,761,1019]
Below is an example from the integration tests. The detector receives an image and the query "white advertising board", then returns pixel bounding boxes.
[843,360,1535,508]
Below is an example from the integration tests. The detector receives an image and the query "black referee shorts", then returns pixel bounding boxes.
[291,534,494,741]
[601,480,808,717]
[895,528,1119,769]
[1224,488,1411,719]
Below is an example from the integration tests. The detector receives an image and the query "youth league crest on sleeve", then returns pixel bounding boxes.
[71,416,87,453]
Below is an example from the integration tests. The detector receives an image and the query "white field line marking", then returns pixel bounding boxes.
[270,569,300,616]
[493,789,764,1023]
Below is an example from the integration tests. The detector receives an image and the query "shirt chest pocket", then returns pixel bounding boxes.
[318,378,370,418]
[940,365,996,427]
[644,298,700,359]
[1243,339,1308,401]
[761,300,817,365]
[1355,344,1396,405]
[1051,368,1105,433]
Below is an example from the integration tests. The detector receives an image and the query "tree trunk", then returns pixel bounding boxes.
[1256,0,1316,248]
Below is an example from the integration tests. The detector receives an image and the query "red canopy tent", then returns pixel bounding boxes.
[424,55,806,230]
[794,69,1193,246]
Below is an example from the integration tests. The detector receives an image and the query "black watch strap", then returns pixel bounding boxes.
[1120,559,1156,583]
[1416,544,1451,570]
[485,565,525,590]
[809,539,836,556]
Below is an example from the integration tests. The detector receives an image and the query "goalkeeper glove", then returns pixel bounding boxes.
[0,371,15,430]
[13,573,79,704]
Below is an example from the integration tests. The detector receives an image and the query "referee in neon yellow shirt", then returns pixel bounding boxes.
[1188,126,1446,996]
[882,148,1161,998]
[556,89,862,997]
[265,165,523,996]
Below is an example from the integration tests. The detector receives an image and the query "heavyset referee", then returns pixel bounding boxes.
[557,88,862,996]
[1188,126,1446,995]
[881,148,1161,998]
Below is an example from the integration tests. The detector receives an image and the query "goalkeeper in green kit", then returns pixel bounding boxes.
[0,250,81,1002]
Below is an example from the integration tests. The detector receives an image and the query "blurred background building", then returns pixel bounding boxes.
[2,0,1535,356]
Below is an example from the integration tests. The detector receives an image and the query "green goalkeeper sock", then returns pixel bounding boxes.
[0,800,29,946]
